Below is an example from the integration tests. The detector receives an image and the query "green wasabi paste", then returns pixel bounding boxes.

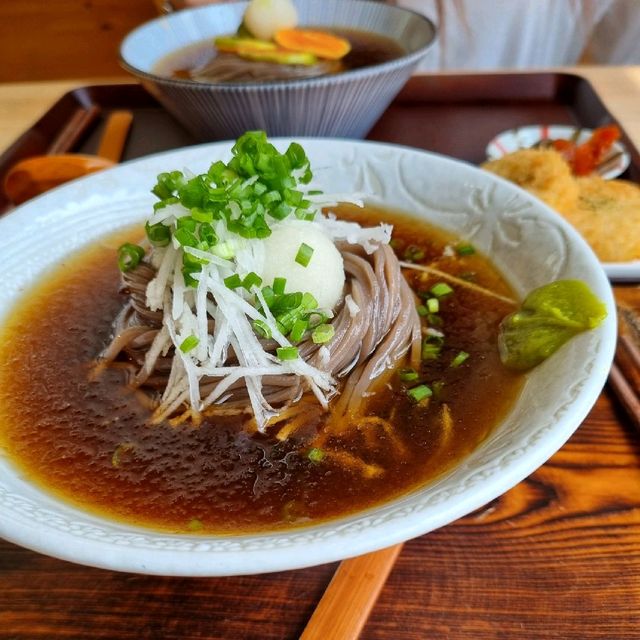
[498,280,607,371]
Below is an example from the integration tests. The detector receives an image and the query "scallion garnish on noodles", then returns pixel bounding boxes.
[147,131,315,288]
[312,324,335,344]
[117,131,377,432]
[277,346,300,361]
[179,335,200,353]
[407,384,432,403]
[117,243,145,272]
[295,242,314,267]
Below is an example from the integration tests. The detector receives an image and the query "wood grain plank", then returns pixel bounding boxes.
[0,0,156,82]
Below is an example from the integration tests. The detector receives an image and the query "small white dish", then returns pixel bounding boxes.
[486,124,630,180]
[0,139,616,576]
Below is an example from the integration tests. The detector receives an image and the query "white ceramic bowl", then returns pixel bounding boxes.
[119,0,436,140]
[0,139,616,576]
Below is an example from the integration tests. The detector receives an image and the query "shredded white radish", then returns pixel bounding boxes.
[317,214,392,253]
[345,294,360,317]
[135,162,396,430]
[146,244,176,311]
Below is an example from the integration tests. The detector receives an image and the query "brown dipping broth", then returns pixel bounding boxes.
[0,206,523,534]
[154,28,406,83]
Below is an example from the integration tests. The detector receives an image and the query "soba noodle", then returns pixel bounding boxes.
[100,240,421,424]
[191,52,342,83]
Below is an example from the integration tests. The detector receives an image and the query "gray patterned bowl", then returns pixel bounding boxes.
[119,0,435,140]
[0,139,616,576]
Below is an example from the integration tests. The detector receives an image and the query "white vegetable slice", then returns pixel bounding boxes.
[243,0,298,40]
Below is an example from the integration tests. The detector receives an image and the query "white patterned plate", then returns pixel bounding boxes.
[486,124,630,179]
[0,139,616,576]
[486,124,639,281]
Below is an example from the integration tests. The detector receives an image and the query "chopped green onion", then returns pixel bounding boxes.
[289,318,308,343]
[277,346,299,361]
[252,319,272,339]
[407,384,432,403]
[308,447,325,463]
[456,243,476,256]
[180,335,200,353]
[450,350,470,367]
[430,282,454,298]
[191,208,214,223]
[174,227,198,248]
[306,311,328,328]
[301,292,318,309]
[389,238,403,251]
[422,336,443,361]
[295,242,314,267]
[117,243,145,272]
[272,292,303,313]
[273,277,287,295]
[427,313,443,327]
[399,368,419,383]
[276,309,299,332]
[261,286,275,308]
[198,224,217,246]
[427,297,440,313]
[242,271,263,290]
[145,221,171,247]
[211,242,235,260]
[149,131,316,245]
[403,245,425,262]
[224,274,243,290]
[312,324,335,344]
[417,304,429,317]
[176,216,197,232]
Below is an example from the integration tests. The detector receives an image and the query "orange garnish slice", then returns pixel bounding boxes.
[274,28,351,60]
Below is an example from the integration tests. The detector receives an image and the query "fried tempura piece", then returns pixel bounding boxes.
[482,148,579,215]
[565,177,640,262]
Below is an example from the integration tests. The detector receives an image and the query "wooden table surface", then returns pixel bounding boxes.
[1,67,639,639]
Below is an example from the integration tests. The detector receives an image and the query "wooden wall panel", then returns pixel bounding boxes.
[0,0,157,82]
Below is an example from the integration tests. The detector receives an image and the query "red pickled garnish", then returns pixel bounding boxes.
[569,124,621,176]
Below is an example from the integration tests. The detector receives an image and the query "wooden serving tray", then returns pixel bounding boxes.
[2,73,640,213]
[1,73,639,640]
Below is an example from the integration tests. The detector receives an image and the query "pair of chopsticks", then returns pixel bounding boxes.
[609,306,640,432]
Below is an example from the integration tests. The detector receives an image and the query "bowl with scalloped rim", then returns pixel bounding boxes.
[0,138,616,575]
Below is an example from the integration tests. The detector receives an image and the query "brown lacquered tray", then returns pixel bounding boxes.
[1,73,640,640]
[2,72,640,215]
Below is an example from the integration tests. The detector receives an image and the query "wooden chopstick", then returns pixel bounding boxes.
[48,105,101,155]
[608,309,640,432]
[96,110,134,163]
[300,543,403,640]
[609,362,640,432]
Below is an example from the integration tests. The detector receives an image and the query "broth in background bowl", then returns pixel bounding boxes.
[119,0,436,139]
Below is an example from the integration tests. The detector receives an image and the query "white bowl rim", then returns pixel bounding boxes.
[0,137,616,576]
[119,0,436,91]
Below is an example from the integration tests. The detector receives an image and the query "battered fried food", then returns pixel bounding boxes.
[565,176,640,262]
[482,148,579,215]
[482,148,640,263]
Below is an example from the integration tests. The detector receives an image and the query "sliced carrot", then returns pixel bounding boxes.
[274,28,351,60]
